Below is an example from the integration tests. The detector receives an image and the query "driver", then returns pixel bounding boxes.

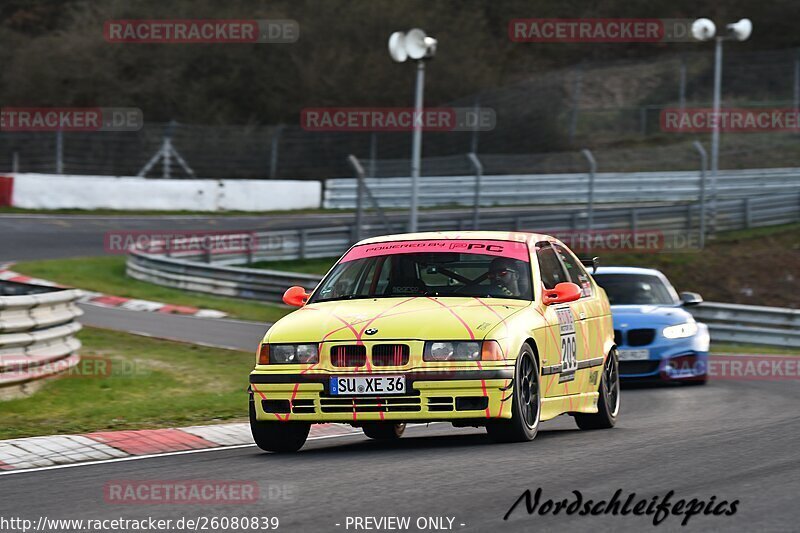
[487,257,521,297]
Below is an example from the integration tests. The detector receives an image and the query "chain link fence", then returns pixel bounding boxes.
[1,49,799,179]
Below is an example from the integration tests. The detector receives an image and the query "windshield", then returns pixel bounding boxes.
[310,240,533,302]
[593,273,677,306]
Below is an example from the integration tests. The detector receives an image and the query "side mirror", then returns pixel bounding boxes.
[543,282,582,305]
[680,291,703,306]
[283,286,310,307]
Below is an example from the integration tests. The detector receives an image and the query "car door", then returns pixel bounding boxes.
[552,242,607,394]
[535,241,585,396]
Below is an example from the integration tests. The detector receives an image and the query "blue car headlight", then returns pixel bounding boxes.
[662,321,699,339]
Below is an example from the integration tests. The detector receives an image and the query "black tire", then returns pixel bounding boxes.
[362,422,406,440]
[249,399,310,453]
[486,344,540,443]
[575,349,620,430]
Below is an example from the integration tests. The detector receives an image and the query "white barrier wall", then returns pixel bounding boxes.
[9,173,322,211]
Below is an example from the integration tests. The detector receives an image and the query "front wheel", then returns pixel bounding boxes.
[575,349,620,430]
[249,399,310,453]
[362,422,406,440]
[486,345,540,443]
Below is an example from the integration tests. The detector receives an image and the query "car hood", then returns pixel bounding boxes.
[610,304,692,327]
[265,297,529,343]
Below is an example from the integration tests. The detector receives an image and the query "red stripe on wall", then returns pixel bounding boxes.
[0,176,13,207]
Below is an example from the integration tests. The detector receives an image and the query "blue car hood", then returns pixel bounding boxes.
[610,305,692,327]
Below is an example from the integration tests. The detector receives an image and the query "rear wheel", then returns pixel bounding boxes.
[249,399,310,453]
[486,345,540,443]
[362,422,406,440]
[575,349,620,430]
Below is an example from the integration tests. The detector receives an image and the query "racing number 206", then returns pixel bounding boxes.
[560,334,577,373]
[556,307,578,373]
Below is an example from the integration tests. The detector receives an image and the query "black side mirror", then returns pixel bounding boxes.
[680,292,703,306]
[580,256,599,274]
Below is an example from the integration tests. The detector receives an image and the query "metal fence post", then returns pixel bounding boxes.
[568,64,583,144]
[466,152,483,230]
[679,57,687,111]
[368,132,377,178]
[269,124,284,179]
[581,149,596,231]
[693,141,708,249]
[347,154,391,240]
[353,156,365,244]
[639,107,647,136]
[298,229,307,259]
[630,208,638,233]
[55,130,64,174]
[470,97,481,154]
[794,52,800,114]
[12,152,18,173]
[744,198,752,229]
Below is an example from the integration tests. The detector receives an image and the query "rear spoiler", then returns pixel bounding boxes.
[581,256,599,274]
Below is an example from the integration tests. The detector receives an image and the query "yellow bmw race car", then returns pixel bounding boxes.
[249,231,619,452]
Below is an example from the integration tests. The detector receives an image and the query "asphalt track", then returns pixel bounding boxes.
[1,378,798,532]
[0,202,670,261]
[78,303,268,352]
[3,210,799,532]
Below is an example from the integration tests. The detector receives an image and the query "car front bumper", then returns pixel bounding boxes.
[619,351,709,381]
[249,368,515,423]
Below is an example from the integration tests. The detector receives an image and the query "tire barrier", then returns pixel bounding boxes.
[0,280,83,400]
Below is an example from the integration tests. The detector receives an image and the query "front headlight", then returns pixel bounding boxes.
[259,343,319,364]
[662,322,699,339]
[424,341,482,361]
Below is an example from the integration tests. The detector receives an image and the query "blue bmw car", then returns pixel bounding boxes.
[592,266,710,384]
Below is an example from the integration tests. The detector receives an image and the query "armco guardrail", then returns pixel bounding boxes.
[0,281,83,399]
[689,302,800,348]
[127,252,323,301]
[126,192,799,306]
[324,167,800,209]
[126,252,800,349]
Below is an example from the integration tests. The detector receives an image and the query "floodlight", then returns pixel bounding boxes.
[727,19,752,41]
[691,18,716,41]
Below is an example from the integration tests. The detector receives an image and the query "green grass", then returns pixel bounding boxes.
[12,256,290,323]
[710,343,799,356]
[246,257,337,275]
[0,327,252,439]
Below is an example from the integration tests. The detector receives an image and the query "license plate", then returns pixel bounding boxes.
[329,375,406,395]
[618,349,650,361]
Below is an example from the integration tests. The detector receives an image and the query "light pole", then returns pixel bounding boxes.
[388,29,438,233]
[691,18,752,233]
